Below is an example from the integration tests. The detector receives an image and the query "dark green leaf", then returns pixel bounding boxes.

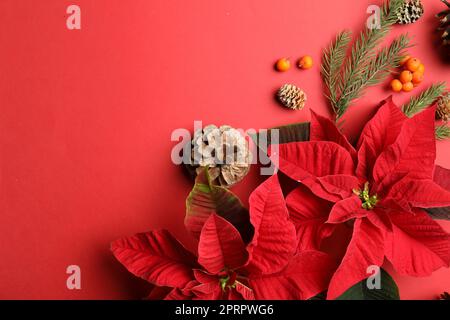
[337,268,400,300]
[250,122,310,151]
[425,165,450,221]
[425,207,450,221]
[308,292,327,300]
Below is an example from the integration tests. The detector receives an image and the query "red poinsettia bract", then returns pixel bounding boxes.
[111,175,336,300]
[271,98,450,299]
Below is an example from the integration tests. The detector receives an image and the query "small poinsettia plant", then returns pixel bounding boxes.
[111,172,336,300]
[271,97,450,299]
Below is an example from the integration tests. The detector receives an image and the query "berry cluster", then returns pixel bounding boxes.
[390,55,425,93]
[275,56,313,72]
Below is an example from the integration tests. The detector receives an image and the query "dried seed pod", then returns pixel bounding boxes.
[188,125,252,187]
[397,0,424,24]
[277,84,307,110]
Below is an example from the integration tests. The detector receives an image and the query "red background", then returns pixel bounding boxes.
[0,0,449,299]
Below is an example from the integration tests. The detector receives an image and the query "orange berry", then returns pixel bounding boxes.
[399,55,411,66]
[391,79,403,92]
[405,58,421,72]
[412,71,424,85]
[402,82,414,92]
[399,70,413,84]
[298,56,313,69]
[276,58,291,72]
[417,63,425,74]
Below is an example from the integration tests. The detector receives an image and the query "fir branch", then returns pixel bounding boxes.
[337,34,410,110]
[321,31,352,114]
[436,124,450,140]
[325,0,406,120]
[402,82,447,117]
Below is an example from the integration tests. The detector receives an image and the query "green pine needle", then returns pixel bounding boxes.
[336,34,411,116]
[402,82,447,117]
[321,31,352,115]
[322,0,410,121]
[436,124,450,141]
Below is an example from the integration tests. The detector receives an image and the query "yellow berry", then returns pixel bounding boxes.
[298,56,313,69]
[391,79,403,92]
[412,71,424,85]
[276,58,291,72]
[399,70,413,84]
[405,58,421,72]
[399,55,411,66]
[417,63,425,74]
[402,82,414,92]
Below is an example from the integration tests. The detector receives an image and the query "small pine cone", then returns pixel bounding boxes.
[437,93,450,121]
[436,0,450,47]
[397,0,424,24]
[277,84,307,110]
[439,292,450,300]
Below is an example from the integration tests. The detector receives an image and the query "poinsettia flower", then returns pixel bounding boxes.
[111,175,336,300]
[270,97,450,299]
[110,217,252,300]
[244,175,336,299]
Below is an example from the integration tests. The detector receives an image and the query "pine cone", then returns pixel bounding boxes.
[397,0,424,24]
[437,93,450,121]
[439,292,450,300]
[188,125,252,187]
[437,0,450,47]
[277,84,307,110]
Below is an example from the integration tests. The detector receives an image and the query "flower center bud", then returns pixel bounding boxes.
[219,272,237,291]
[353,182,379,210]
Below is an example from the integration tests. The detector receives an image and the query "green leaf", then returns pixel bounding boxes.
[185,168,253,243]
[425,165,450,220]
[425,207,450,221]
[337,268,400,300]
[308,292,327,300]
